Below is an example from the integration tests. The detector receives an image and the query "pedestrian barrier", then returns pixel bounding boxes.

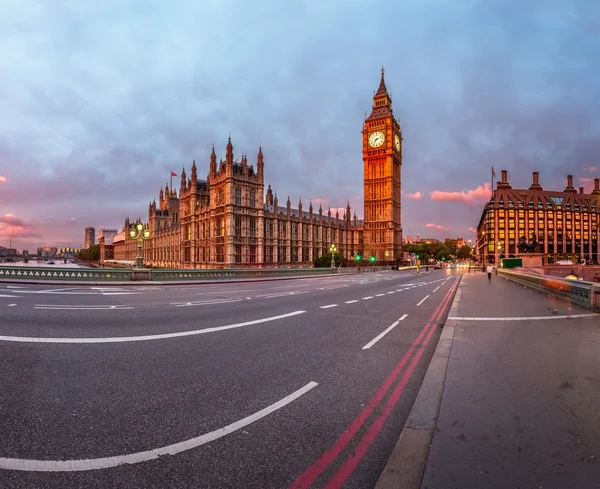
[498,268,600,312]
[0,264,422,283]
[0,266,131,281]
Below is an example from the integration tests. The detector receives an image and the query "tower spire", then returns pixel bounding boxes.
[375,66,389,98]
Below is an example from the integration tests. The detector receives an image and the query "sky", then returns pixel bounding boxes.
[1,0,599,251]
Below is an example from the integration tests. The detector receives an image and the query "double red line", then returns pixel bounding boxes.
[289,277,460,489]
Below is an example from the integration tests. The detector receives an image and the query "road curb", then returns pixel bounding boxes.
[374,275,464,489]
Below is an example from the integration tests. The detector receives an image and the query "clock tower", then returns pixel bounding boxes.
[362,67,402,262]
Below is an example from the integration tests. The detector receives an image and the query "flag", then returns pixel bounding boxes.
[171,171,177,177]
[492,167,495,178]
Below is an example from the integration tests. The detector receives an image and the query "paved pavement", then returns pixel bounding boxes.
[0,269,461,489]
[376,271,600,489]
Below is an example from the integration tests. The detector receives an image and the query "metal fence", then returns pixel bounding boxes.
[498,268,600,311]
[0,266,132,281]
[0,264,422,283]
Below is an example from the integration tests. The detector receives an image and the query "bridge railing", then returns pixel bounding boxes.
[0,266,132,281]
[0,264,423,282]
[498,268,600,312]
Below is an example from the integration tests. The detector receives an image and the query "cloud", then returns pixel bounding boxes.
[468,227,477,233]
[405,192,423,200]
[582,166,597,173]
[0,176,6,183]
[1,0,599,249]
[430,183,492,207]
[426,223,447,231]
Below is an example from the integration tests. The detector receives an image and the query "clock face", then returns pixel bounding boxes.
[394,134,401,152]
[368,131,385,148]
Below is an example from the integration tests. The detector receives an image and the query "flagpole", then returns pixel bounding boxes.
[491,166,495,198]
[170,172,172,194]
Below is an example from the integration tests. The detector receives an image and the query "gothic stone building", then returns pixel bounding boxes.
[114,70,403,269]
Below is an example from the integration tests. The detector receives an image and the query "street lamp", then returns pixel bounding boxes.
[330,244,337,269]
[496,240,502,269]
[385,250,389,265]
[129,222,150,269]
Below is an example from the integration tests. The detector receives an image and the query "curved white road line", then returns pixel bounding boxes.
[0,381,318,472]
[0,310,306,344]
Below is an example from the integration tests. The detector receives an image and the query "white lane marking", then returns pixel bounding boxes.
[0,310,307,344]
[8,304,17,307]
[101,292,142,296]
[417,295,430,306]
[171,299,242,307]
[362,296,374,300]
[34,305,133,310]
[450,314,598,321]
[345,300,359,304]
[320,304,338,309]
[255,291,307,298]
[375,293,385,297]
[0,294,20,298]
[386,291,395,294]
[433,286,440,293]
[205,289,253,294]
[362,314,408,350]
[320,285,349,290]
[6,286,26,289]
[0,381,318,472]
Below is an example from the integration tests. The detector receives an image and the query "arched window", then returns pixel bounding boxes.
[249,189,256,208]
[235,187,242,206]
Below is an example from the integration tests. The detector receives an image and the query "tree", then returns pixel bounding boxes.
[436,247,453,262]
[443,239,459,255]
[457,245,472,260]
[314,251,343,268]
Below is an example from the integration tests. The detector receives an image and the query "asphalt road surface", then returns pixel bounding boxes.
[0,268,462,489]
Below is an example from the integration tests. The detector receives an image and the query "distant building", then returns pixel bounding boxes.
[98,237,114,265]
[97,228,118,245]
[476,171,600,264]
[37,247,57,258]
[84,227,96,248]
[22,250,29,257]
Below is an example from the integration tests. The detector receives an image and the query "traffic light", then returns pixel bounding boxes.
[370,256,376,262]
[441,257,445,261]
[416,254,419,258]
[356,254,361,261]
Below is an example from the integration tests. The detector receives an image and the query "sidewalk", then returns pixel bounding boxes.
[376,272,600,489]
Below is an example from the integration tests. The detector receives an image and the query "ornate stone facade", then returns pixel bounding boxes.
[114,71,403,269]
[362,68,403,261]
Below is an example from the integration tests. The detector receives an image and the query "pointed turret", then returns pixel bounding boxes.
[273,192,278,209]
[210,145,217,176]
[226,136,233,165]
[298,198,303,216]
[257,145,264,178]
[191,159,197,181]
[180,167,187,192]
[159,186,164,202]
[366,66,393,122]
[309,200,313,215]
[266,184,273,206]
[286,195,291,215]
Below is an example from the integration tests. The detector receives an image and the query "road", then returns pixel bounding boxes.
[0,268,462,489]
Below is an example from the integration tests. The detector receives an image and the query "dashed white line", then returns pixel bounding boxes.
[362,296,374,300]
[433,286,440,292]
[417,295,430,306]
[375,293,385,297]
[0,381,319,472]
[345,300,359,304]
[8,304,17,307]
[320,304,338,309]
[171,299,242,307]
[33,305,133,310]
[386,291,395,294]
[362,314,408,350]
[0,294,20,298]
[0,310,307,344]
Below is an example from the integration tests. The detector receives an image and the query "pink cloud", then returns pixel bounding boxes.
[405,191,423,200]
[430,183,492,206]
[468,227,477,233]
[582,166,597,173]
[426,223,447,231]
[0,176,7,183]
[578,177,594,192]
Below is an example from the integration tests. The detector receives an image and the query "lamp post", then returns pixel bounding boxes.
[330,244,337,269]
[385,250,389,267]
[129,223,150,269]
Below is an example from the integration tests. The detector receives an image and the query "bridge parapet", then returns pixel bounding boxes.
[498,268,600,312]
